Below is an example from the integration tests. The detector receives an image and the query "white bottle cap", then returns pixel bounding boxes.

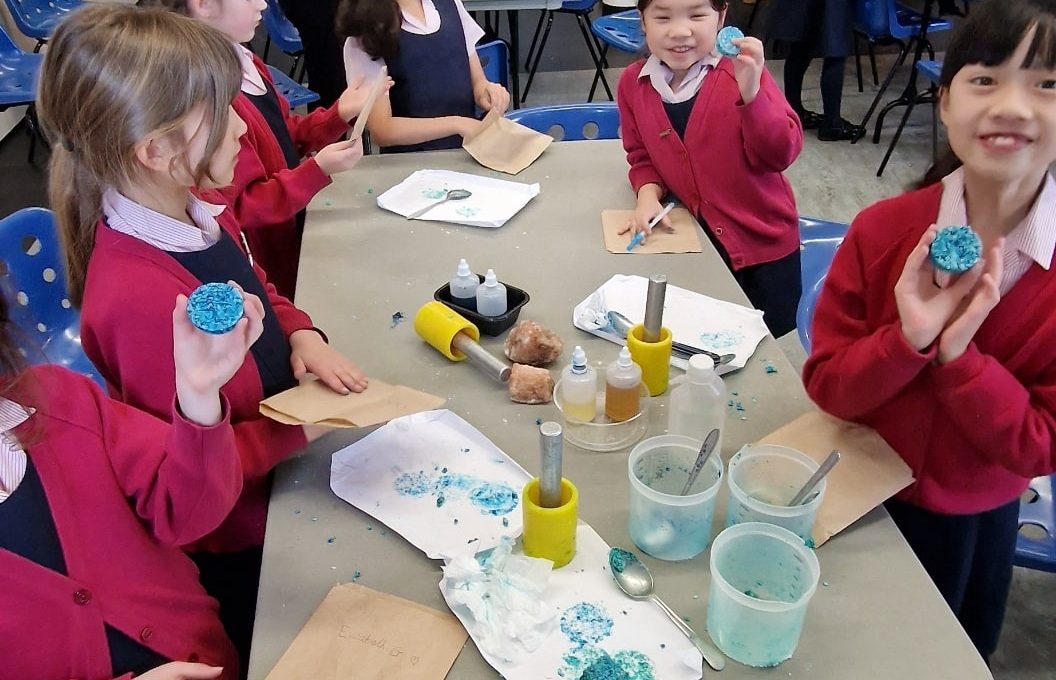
[687,353,715,379]
[617,346,633,367]
[483,268,498,287]
[571,345,587,372]
[456,258,472,277]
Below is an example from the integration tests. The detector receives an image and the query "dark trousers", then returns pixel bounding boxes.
[885,498,1020,662]
[190,546,264,679]
[276,0,346,108]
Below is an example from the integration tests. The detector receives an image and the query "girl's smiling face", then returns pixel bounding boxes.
[641,0,725,75]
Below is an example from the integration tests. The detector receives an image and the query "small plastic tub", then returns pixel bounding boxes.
[627,435,723,560]
[434,275,530,336]
[707,522,820,667]
[725,444,825,542]
[553,368,650,452]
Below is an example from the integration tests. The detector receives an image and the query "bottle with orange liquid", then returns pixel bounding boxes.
[605,347,642,422]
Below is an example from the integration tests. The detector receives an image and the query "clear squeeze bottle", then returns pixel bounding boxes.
[475,268,508,317]
[449,258,479,307]
[668,354,726,448]
[561,346,598,422]
[605,347,642,422]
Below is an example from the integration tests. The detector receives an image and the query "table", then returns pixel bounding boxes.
[247,141,992,680]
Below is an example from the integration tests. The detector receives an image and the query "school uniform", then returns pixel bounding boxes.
[617,57,803,336]
[342,0,484,153]
[80,190,316,664]
[200,46,350,301]
[1,365,241,680]
[803,169,1056,659]
[767,0,854,58]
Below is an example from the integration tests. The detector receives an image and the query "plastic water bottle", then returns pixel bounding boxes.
[475,269,508,317]
[450,258,479,307]
[561,346,598,422]
[605,347,642,422]
[668,354,726,447]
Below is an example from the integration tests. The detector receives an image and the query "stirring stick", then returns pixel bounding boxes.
[539,422,563,508]
[789,449,841,506]
[680,428,720,496]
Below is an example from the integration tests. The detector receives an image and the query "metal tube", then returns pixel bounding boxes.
[642,274,668,343]
[538,421,563,508]
[451,332,512,383]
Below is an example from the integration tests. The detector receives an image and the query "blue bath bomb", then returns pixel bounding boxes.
[716,26,744,57]
[187,282,244,334]
[930,225,982,273]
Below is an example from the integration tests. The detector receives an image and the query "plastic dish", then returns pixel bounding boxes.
[433,275,530,336]
[553,369,650,452]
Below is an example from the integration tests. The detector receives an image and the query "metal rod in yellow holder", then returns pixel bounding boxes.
[522,421,578,567]
[413,301,511,382]
[626,274,673,396]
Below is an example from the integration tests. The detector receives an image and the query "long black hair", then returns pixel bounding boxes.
[335,0,402,60]
[918,0,1056,188]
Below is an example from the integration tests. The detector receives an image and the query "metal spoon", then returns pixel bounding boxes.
[608,548,726,671]
[406,188,472,219]
[680,428,720,496]
[789,449,841,506]
[606,310,735,366]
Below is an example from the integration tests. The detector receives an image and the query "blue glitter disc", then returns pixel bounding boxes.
[716,26,744,57]
[186,282,244,334]
[930,225,982,273]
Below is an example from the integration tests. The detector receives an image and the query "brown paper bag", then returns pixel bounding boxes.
[758,410,914,547]
[259,378,446,428]
[601,208,703,254]
[462,107,553,175]
[266,583,468,680]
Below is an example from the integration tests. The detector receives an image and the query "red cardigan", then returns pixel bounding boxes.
[80,210,311,553]
[199,54,350,300]
[617,59,802,270]
[3,365,240,680]
[803,184,1056,514]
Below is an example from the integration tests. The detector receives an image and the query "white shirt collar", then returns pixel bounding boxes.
[0,398,32,435]
[102,189,226,253]
[236,43,267,96]
[639,53,720,104]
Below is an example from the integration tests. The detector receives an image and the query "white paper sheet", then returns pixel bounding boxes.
[441,525,703,680]
[376,169,540,228]
[572,274,769,374]
[330,409,531,559]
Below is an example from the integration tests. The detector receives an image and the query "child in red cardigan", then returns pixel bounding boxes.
[804,0,1056,661]
[38,5,370,667]
[144,0,391,300]
[617,0,803,336]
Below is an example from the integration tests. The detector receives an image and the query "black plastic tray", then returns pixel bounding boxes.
[433,275,530,336]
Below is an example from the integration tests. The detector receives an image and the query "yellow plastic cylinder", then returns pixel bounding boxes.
[522,477,578,568]
[413,301,480,361]
[627,324,672,396]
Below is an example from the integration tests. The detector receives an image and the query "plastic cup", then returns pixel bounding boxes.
[707,522,821,667]
[725,444,825,542]
[627,435,723,561]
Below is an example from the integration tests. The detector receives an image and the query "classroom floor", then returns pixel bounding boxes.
[0,8,1052,676]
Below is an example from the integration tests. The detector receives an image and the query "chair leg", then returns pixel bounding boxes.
[868,41,879,86]
[854,33,863,93]
[521,10,555,104]
[524,10,547,72]
[576,13,613,101]
[263,35,271,62]
[855,40,908,143]
[877,92,919,177]
[925,39,936,61]
[289,54,301,79]
[871,41,913,143]
[588,44,610,102]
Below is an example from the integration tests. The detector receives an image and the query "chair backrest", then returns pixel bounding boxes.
[915,59,942,84]
[267,65,319,109]
[0,208,103,385]
[475,39,509,90]
[591,9,644,54]
[853,0,892,38]
[0,24,42,108]
[1016,475,1056,572]
[506,103,620,141]
[262,0,303,55]
[2,0,81,42]
[795,217,849,352]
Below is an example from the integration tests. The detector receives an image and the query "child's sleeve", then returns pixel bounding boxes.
[617,69,667,195]
[260,64,349,155]
[930,346,1056,477]
[802,220,935,420]
[737,69,803,173]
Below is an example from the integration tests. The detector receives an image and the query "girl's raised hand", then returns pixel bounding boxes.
[937,240,1004,364]
[314,138,365,176]
[137,662,224,680]
[289,329,368,395]
[476,82,511,115]
[337,74,394,124]
[730,36,765,105]
[173,284,265,427]
[895,225,984,351]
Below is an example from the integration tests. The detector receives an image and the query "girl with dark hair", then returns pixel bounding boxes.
[804,0,1056,660]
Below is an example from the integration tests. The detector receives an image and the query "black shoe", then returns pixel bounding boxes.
[794,108,824,130]
[817,119,866,142]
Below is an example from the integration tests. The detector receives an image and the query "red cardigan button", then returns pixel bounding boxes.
[140,626,154,642]
[72,589,91,605]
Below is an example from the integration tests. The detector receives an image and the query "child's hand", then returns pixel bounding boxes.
[730,36,765,105]
[289,329,368,395]
[937,240,1004,364]
[173,285,265,427]
[337,74,394,123]
[475,82,510,115]
[895,225,985,351]
[137,663,224,680]
[619,195,673,245]
[314,138,364,176]
[453,116,485,139]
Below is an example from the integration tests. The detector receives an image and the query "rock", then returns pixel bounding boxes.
[503,320,563,366]
[508,364,554,404]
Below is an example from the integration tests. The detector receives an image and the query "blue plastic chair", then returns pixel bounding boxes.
[913,59,943,160]
[506,103,619,141]
[262,0,304,80]
[795,217,849,353]
[522,0,607,103]
[590,9,643,101]
[1016,475,1056,573]
[2,0,81,50]
[267,65,319,109]
[0,24,44,163]
[0,208,104,386]
[476,39,510,91]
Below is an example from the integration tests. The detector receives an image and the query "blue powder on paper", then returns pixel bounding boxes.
[608,548,638,574]
[393,471,431,497]
[699,330,744,350]
[469,482,519,516]
[434,472,477,499]
[186,282,243,334]
[559,647,656,680]
[436,495,446,508]
[422,187,448,199]
[456,205,480,218]
[561,603,614,646]
[930,225,982,273]
[502,517,509,527]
